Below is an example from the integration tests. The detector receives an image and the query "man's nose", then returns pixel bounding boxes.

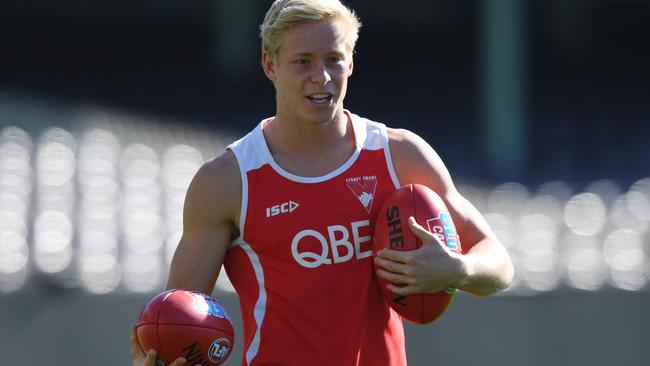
[310,61,332,86]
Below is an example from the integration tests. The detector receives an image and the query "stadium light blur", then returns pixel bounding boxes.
[0,126,33,292]
[77,128,122,294]
[0,228,30,293]
[34,128,76,275]
[627,177,650,221]
[603,229,648,291]
[78,230,121,294]
[523,194,564,227]
[521,248,561,292]
[585,179,621,205]
[487,182,529,219]
[563,233,608,291]
[564,192,607,236]
[0,127,33,206]
[119,142,165,291]
[79,252,122,294]
[122,253,163,293]
[120,143,160,189]
[2,116,648,295]
[33,210,74,273]
[162,144,204,265]
[611,194,648,233]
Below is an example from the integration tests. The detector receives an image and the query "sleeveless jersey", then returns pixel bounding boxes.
[225,111,406,366]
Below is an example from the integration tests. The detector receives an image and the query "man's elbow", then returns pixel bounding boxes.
[468,261,515,298]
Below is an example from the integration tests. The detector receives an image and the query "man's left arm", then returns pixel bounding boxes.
[374,128,514,297]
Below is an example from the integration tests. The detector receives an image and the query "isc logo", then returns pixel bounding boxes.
[266,200,299,217]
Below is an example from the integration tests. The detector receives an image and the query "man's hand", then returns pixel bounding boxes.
[131,326,187,366]
[374,216,468,296]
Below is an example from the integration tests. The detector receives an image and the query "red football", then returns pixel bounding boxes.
[373,184,462,324]
[136,289,235,365]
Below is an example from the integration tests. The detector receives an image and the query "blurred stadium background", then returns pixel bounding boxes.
[1,0,649,365]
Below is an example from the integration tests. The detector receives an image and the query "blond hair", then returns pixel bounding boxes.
[260,0,361,62]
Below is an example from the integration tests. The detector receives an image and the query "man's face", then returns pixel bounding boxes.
[263,18,354,125]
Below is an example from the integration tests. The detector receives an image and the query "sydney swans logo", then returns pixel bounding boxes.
[346,176,378,213]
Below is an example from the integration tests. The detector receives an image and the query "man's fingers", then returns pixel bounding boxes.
[143,350,157,366]
[386,283,418,296]
[407,217,432,242]
[375,248,413,264]
[130,327,144,359]
[408,217,446,248]
[169,357,187,366]
[376,268,414,285]
[374,256,411,274]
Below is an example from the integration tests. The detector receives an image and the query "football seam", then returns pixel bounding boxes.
[157,296,170,363]
[410,184,427,322]
[156,323,234,338]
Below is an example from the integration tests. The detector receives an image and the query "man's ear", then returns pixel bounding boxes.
[347,58,354,77]
[262,51,276,82]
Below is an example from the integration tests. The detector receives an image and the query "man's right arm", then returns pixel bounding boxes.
[131,151,241,366]
[166,150,241,293]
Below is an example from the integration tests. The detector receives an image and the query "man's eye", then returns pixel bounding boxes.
[328,57,342,63]
[295,59,309,65]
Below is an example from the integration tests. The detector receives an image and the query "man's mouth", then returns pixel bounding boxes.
[307,93,333,104]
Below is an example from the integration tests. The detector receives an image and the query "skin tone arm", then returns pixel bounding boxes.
[374,128,514,297]
[165,151,241,292]
[131,151,241,366]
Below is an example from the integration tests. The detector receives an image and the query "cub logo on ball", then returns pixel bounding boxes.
[425,212,459,251]
[208,338,232,363]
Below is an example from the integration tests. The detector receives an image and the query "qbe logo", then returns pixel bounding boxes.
[291,220,373,268]
[208,338,231,363]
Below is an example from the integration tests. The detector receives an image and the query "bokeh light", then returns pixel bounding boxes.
[610,193,648,232]
[627,177,650,221]
[122,254,163,293]
[564,192,607,236]
[565,247,609,291]
[1,122,647,296]
[603,229,648,291]
[79,252,122,294]
[521,248,561,292]
[33,210,74,273]
[487,182,530,219]
[162,144,204,264]
[0,231,30,292]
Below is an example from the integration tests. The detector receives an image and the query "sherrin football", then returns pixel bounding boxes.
[373,184,462,324]
[136,289,234,365]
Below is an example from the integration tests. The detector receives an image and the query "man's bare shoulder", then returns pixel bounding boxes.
[185,150,241,223]
[194,150,241,189]
[386,127,435,164]
[386,127,449,193]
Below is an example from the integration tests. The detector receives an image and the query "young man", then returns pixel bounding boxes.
[132,0,514,365]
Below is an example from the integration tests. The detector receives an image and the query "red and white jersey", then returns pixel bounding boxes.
[224,111,406,366]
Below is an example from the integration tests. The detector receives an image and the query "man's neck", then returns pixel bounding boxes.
[262,110,357,177]
[265,110,350,155]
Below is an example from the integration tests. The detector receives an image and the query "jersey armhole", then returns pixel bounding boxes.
[226,146,248,247]
[379,124,402,189]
